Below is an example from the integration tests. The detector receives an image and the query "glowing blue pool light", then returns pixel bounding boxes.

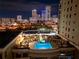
[34,42,52,49]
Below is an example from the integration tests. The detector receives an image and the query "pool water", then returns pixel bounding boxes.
[34,42,53,49]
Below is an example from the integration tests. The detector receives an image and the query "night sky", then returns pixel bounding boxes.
[0,0,59,19]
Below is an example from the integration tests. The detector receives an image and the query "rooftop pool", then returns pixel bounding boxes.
[34,42,53,49]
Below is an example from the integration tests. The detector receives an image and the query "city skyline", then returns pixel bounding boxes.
[0,0,59,18]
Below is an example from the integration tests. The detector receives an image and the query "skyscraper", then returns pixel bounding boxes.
[32,9,37,17]
[17,15,22,21]
[45,5,51,20]
[42,10,46,21]
[30,9,38,23]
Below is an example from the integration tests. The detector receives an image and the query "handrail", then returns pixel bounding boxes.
[29,48,60,53]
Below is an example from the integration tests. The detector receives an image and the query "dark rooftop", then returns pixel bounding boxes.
[0,31,20,48]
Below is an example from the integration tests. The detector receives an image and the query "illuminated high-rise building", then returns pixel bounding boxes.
[30,9,38,23]
[52,15,58,23]
[45,6,51,20]
[17,15,22,21]
[42,10,46,21]
[32,9,37,17]
[1,18,10,25]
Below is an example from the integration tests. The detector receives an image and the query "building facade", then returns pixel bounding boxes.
[59,0,79,49]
